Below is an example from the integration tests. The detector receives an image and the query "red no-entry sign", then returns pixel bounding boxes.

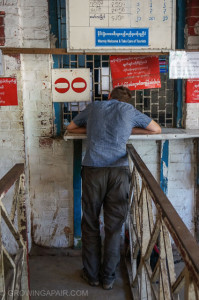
[71,77,87,93]
[52,69,90,102]
[55,78,70,93]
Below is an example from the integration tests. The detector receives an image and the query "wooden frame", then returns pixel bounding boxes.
[0,164,29,300]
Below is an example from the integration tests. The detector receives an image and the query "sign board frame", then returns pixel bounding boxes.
[66,0,176,53]
[52,68,91,102]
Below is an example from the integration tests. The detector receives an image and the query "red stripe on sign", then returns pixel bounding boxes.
[55,78,70,93]
[72,77,87,93]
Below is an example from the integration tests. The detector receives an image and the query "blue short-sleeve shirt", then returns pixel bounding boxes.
[73,99,151,167]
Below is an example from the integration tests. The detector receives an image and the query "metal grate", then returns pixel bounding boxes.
[129,64,175,127]
[62,55,111,127]
[56,0,175,130]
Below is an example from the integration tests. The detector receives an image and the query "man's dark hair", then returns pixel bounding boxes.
[110,86,132,103]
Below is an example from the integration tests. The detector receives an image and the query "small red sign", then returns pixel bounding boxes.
[186,79,199,103]
[0,77,18,106]
[55,78,70,93]
[54,77,87,94]
[71,77,87,93]
[110,55,161,90]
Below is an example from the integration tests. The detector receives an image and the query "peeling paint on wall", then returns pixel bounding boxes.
[39,137,53,149]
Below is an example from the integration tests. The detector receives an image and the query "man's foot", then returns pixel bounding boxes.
[81,270,100,287]
[102,280,115,290]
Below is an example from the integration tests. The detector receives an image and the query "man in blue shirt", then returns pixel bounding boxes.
[67,86,161,290]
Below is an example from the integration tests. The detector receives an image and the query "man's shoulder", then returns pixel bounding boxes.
[89,100,135,112]
[116,100,135,112]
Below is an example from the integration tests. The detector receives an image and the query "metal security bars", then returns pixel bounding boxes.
[126,144,199,300]
[60,54,174,130]
[62,54,111,127]
[0,164,29,300]
[54,0,176,132]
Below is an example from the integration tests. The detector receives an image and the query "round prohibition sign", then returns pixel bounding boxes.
[71,77,87,93]
[54,77,87,94]
[54,78,70,93]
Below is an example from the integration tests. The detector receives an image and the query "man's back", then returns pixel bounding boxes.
[79,99,151,167]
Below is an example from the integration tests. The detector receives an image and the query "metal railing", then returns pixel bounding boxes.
[126,144,199,300]
[0,164,29,300]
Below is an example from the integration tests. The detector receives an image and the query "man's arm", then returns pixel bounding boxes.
[132,120,161,135]
[67,121,87,134]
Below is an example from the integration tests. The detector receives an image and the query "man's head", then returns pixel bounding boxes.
[109,86,132,103]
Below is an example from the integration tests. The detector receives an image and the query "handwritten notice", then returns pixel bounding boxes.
[186,80,199,103]
[169,51,199,79]
[110,55,161,90]
[67,0,175,52]
[0,78,18,106]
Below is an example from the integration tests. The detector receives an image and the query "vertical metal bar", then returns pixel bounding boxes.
[175,0,186,128]
[53,103,62,136]
[48,0,59,48]
[160,140,169,195]
[73,140,82,249]
[17,174,27,243]
[10,179,20,224]
[49,0,62,136]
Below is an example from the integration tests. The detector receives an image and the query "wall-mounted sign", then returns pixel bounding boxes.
[0,78,18,106]
[66,0,175,52]
[110,55,161,90]
[95,28,149,47]
[169,51,199,79]
[186,80,199,103]
[52,69,91,102]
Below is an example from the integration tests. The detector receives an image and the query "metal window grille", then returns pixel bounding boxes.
[55,0,175,130]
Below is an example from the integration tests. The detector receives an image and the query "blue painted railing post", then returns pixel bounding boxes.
[49,0,62,136]
[175,0,186,128]
[73,140,82,249]
[160,140,169,195]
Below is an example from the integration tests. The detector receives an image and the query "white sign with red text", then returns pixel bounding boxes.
[52,68,90,102]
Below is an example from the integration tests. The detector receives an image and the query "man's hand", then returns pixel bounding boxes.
[67,121,87,134]
[132,120,161,135]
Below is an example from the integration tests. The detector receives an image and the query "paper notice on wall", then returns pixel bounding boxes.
[169,51,199,79]
[98,67,111,95]
[0,50,4,76]
[110,55,161,90]
[186,80,199,103]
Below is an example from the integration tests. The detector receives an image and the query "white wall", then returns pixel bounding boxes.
[185,103,199,129]
[20,0,74,248]
[0,1,25,253]
[130,139,195,235]
[0,0,74,250]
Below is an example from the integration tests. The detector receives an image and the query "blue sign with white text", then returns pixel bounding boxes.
[95,28,149,47]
